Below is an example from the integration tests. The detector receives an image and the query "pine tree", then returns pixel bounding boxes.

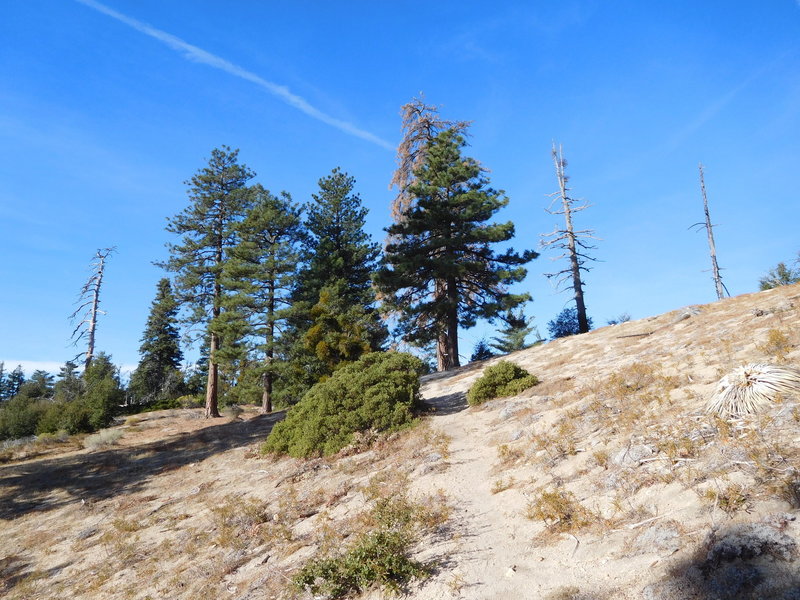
[219,185,303,413]
[759,254,800,290]
[304,280,374,375]
[6,366,25,398]
[18,370,55,399]
[54,360,82,403]
[69,247,116,369]
[390,96,470,221]
[286,168,386,397]
[129,278,185,405]
[0,362,7,401]
[470,339,495,362]
[377,129,537,370]
[547,307,594,339]
[161,146,255,417]
[296,168,382,311]
[491,308,539,354]
[80,353,124,430]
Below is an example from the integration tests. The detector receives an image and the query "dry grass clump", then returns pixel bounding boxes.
[83,428,123,450]
[703,483,750,516]
[757,328,793,362]
[706,363,800,417]
[526,488,601,534]
[491,476,516,494]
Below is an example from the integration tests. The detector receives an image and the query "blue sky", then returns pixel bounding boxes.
[1,0,799,376]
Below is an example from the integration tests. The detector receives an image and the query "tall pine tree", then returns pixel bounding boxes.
[129,278,185,405]
[6,366,25,399]
[377,129,537,370]
[219,185,303,413]
[161,146,254,417]
[286,168,386,395]
[54,360,82,403]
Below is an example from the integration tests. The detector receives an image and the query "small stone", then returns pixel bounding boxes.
[612,444,654,466]
[425,452,443,463]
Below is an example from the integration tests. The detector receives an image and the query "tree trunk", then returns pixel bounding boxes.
[698,163,726,300]
[85,273,100,370]
[262,279,275,414]
[553,145,590,334]
[434,278,459,371]
[445,276,460,370]
[205,332,221,418]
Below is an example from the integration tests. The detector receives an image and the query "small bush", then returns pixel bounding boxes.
[294,477,444,598]
[293,529,425,598]
[526,488,596,533]
[0,396,47,440]
[262,352,424,457]
[466,361,538,406]
[84,428,123,450]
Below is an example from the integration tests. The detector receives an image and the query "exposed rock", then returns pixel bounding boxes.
[612,444,654,466]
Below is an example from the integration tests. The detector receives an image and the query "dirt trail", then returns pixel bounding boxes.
[408,376,549,599]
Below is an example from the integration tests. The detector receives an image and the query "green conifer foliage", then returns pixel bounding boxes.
[219,185,303,413]
[297,168,382,309]
[129,278,185,406]
[376,129,537,371]
[263,352,423,457]
[304,280,374,375]
[54,361,82,403]
[6,366,25,399]
[491,308,538,354]
[161,146,255,417]
[285,168,386,399]
[759,256,800,290]
[17,370,54,399]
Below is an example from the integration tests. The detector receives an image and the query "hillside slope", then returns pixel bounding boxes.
[2,284,800,599]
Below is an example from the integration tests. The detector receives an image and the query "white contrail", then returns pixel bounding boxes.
[74,0,394,150]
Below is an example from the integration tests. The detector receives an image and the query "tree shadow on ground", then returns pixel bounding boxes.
[419,392,468,416]
[0,554,72,596]
[0,411,285,521]
[642,518,800,600]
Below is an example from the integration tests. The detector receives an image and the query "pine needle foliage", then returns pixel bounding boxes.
[160,146,255,417]
[377,129,537,371]
[129,278,184,406]
[262,352,424,457]
[218,185,303,412]
[467,360,539,406]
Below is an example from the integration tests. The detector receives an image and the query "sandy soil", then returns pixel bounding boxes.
[2,283,800,599]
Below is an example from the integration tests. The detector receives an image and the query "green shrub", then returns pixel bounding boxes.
[0,396,47,440]
[35,400,67,435]
[262,351,424,457]
[293,529,425,598]
[466,360,539,405]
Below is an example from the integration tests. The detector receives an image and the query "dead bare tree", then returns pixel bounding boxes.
[541,143,598,334]
[70,247,116,370]
[389,94,470,221]
[691,163,728,300]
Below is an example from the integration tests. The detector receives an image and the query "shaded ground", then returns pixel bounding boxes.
[0,410,284,520]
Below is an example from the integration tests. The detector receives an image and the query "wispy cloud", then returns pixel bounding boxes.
[74,0,393,150]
